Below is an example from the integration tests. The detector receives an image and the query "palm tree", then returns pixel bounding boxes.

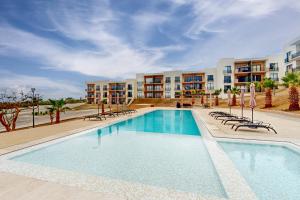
[213,89,222,106]
[231,87,240,106]
[262,78,276,108]
[200,91,205,105]
[191,89,196,105]
[48,99,69,123]
[48,107,55,124]
[282,72,300,111]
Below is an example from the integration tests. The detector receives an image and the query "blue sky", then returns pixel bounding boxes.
[1,0,300,98]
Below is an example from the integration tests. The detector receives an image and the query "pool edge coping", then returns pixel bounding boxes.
[192,109,258,200]
[0,108,227,200]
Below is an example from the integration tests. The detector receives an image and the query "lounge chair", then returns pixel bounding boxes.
[113,110,126,116]
[209,111,227,116]
[234,121,277,134]
[84,114,103,121]
[121,105,137,114]
[222,116,251,125]
[214,113,237,120]
[100,111,116,118]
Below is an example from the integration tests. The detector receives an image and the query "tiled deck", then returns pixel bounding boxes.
[0,107,299,200]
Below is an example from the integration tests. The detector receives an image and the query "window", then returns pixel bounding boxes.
[285,51,292,63]
[224,85,231,92]
[194,76,202,82]
[207,82,214,90]
[175,76,181,83]
[96,85,100,91]
[224,66,232,73]
[145,78,153,84]
[103,85,107,91]
[175,83,181,90]
[270,73,279,81]
[252,65,261,72]
[127,91,132,97]
[127,84,132,90]
[137,81,143,91]
[165,91,171,98]
[137,91,143,98]
[269,63,278,71]
[252,75,261,82]
[207,75,214,81]
[87,85,94,91]
[165,77,171,83]
[165,84,171,91]
[224,76,231,83]
[103,92,107,98]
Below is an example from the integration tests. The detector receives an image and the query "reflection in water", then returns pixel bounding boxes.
[97,129,102,146]
[106,110,200,136]
[250,151,256,172]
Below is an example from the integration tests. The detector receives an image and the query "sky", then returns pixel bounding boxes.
[1,0,300,98]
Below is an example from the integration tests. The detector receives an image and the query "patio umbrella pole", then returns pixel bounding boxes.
[252,108,254,123]
[242,106,244,118]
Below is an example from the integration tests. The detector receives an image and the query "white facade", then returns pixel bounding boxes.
[86,37,300,102]
[86,79,136,104]
[283,37,300,73]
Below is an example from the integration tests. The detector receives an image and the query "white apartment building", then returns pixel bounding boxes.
[86,79,136,104]
[86,37,300,103]
[283,37,300,73]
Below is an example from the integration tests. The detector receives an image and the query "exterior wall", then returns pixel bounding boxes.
[136,73,144,98]
[162,71,182,98]
[203,67,217,92]
[215,58,235,98]
[265,53,285,83]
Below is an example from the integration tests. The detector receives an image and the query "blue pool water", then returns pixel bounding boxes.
[219,142,300,200]
[11,110,226,197]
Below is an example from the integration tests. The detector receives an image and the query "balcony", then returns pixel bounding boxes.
[235,68,251,73]
[235,79,251,84]
[292,51,300,60]
[223,69,232,74]
[86,89,95,93]
[268,67,279,72]
[109,87,125,91]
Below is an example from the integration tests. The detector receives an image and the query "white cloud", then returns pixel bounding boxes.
[0,70,82,99]
[184,0,300,39]
[0,0,300,82]
[0,0,177,79]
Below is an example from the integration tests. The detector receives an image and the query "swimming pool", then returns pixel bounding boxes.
[9,110,226,198]
[219,141,300,200]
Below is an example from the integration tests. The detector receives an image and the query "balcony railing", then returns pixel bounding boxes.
[183,78,203,82]
[268,67,279,71]
[292,51,300,59]
[235,69,251,73]
[223,69,232,74]
[235,79,251,83]
[110,87,125,91]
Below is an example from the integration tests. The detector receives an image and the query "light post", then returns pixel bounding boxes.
[31,88,35,128]
[37,94,40,113]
